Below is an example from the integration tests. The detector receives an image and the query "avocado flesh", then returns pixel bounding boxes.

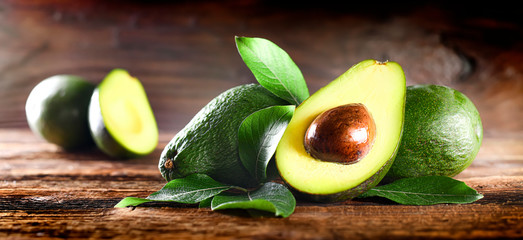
[275,59,406,202]
[159,84,288,188]
[25,75,95,150]
[89,69,158,158]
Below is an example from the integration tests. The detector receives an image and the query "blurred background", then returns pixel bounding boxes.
[0,0,521,139]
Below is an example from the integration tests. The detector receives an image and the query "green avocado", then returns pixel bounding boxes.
[159,84,288,188]
[275,59,406,202]
[88,69,158,158]
[25,75,95,150]
[384,84,483,182]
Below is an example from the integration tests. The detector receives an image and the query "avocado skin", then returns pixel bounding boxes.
[159,84,288,187]
[25,75,95,150]
[384,85,483,182]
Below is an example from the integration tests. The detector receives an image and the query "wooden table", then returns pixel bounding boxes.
[1,1,521,239]
[1,129,521,239]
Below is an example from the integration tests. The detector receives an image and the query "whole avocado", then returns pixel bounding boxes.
[25,75,95,150]
[384,84,483,182]
[159,84,288,187]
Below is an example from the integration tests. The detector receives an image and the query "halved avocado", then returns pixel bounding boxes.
[88,69,158,158]
[275,59,406,202]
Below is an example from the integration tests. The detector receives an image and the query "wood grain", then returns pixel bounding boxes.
[1,129,522,239]
[0,0,522,138]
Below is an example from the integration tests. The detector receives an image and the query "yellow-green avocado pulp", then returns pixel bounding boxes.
[89,69,158,159]
[275,59,406,202]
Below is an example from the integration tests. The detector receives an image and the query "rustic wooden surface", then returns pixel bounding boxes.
[1,129,522,239]
[0,0,522,239]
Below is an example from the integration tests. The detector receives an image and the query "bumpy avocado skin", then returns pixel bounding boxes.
[159,84,288,187]
[384,85,483,182]
[25,75,95,150]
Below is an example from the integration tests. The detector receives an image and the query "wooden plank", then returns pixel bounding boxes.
[0,203,521,240]
[0,129,522,239]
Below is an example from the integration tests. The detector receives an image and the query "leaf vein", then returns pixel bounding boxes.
[371,188,479,197]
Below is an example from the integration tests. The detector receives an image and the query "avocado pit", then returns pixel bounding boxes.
[304,103,376,164]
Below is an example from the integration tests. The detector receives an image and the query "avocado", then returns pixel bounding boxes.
[159,84,288,188]
[384,84,483,181]
[25,75,95,150]
[275,59,406,202]
[88,69,158,158]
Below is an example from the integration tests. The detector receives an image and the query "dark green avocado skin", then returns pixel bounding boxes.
[25,75,95,150]
[159,84,288,187]
[384,84,483,182]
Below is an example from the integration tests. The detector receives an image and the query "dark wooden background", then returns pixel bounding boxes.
[1,0,522,138]
[1,0,521,239]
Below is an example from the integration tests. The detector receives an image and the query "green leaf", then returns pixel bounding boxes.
[235,36,309,105]
[146,173,232,203]
[198,197,213,208]
[211,182,296,218]
[358,176,484,205]
[114,197,154,208]
[114,174,233,208]
[239,105,295,182]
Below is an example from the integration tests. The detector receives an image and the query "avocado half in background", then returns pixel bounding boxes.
[275,59,406,202]
[88,69,158,158]
[25,75,96,150]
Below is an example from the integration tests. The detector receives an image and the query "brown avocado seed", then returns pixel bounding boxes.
[304,103,376,164]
